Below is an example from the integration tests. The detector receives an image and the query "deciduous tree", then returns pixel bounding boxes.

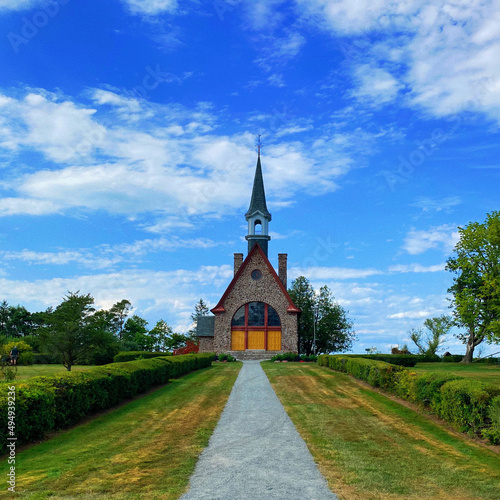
[446,211,500,363]
[40,292,112,371]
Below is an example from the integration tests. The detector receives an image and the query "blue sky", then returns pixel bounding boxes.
[0,0,499,355]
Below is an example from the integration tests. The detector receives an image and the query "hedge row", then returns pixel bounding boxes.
[347,354,419,367]
[318,354,500,444]
[0,353,214,452]
[113,351,172,363]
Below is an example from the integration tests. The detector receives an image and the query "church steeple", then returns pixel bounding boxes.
[245,150,272,257]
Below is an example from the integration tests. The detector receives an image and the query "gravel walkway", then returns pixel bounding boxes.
[181,360,337,500]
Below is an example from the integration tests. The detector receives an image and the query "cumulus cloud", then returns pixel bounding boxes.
[121,0,177,16]
[402,224,460,255]
[0,89,369,225]
[351,64,404,105]
[0,0,40,11]
[296,0,500,121]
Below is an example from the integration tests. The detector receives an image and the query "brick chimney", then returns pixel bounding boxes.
[234,253,244,275]
[278,254,287,289]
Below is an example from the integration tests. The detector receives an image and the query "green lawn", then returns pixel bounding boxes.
[262,362,500,500]
[0,362,241,499]
[3,364,93,380]
[411,362,500,386]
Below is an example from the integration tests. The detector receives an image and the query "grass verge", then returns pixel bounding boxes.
[262,362,500,500]
[0,362,241,499]
[2,364,93,380]
[411,362,500,386]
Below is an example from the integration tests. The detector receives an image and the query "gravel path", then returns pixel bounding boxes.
[181,360,337,500]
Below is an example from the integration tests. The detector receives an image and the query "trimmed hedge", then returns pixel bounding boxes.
[319,354,500,444]
[0,353,213,452]
[113,351,172,363]
[318,353,418,367]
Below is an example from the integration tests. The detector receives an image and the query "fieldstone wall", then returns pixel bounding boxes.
[213,250,298,353]
[198,336,214,352]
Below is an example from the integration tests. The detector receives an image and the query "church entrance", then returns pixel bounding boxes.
[231,302,281,351]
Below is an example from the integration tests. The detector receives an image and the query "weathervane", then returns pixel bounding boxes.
[256,134,262,156]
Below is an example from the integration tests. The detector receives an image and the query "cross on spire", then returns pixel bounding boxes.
[256,134,262,156]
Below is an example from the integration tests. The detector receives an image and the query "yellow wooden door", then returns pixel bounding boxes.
[247,330,265,349]
[231,330,245,351]
[267,330,282,351]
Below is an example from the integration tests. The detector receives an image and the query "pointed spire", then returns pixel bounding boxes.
[245,154,271,219]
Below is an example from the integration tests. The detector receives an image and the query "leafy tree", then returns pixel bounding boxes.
[166,333,190,352]
[122,315,150,351]
[149,319,190,352]
[149,319,173,351]
[0,301,38,337]
[409,315,453,356]
[288,276,355,355]
[446,212,500,363]
[40,292,113,371]
[187,299,210,339]
[109,299,132,340]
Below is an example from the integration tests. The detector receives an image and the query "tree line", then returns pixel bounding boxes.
[0,295,209,370]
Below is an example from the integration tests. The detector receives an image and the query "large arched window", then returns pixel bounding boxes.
[231,302,281,327]
[231,302,281,351]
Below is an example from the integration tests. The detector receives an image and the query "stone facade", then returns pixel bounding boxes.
[198,336,214,352]
[210,244,299,354]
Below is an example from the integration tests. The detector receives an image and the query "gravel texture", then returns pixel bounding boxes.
[181,360,337,500]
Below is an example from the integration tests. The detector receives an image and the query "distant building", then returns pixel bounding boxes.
[196,153,300,357]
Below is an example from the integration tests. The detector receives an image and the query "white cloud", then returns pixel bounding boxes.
[121,0,177,16]
[402,224,459,255]
[1,237,222,269]
[411,196,462,212]
[389,263,445,273]
[388,310,431,319]
[0,89,363,225]
[351,64,404,105]
[296,0,500,121]
[0,0,39,11]
[290,266,383,280]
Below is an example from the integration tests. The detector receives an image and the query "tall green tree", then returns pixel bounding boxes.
[40,292,112,371]
[122,315,150,350]
[446,211,500,363]
[289,276,355,355]
[187,299,210,339]
[109,299,132,340]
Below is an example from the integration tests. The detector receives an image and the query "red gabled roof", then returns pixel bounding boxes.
[211,243,301,314]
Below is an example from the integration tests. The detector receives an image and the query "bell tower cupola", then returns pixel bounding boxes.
[245,148,271,257]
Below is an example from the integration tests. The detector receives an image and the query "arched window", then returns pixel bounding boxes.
[254,220,262,234]
[231,302,281,327]
[231,302,282,351]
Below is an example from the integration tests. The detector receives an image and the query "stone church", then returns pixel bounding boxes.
[196,153,300,356]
